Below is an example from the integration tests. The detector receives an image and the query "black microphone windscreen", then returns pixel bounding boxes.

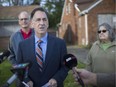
[10,62,32,81]
[63,54,77,69]
[0,50,10,63]
[63,54,85,87]
[2,50,10,57]
[12,62,30,69]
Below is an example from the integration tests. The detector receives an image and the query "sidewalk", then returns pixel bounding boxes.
[67,46,89,63]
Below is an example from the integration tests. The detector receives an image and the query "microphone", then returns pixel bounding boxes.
[0,50,10,64]
[63,54,85,87]
[2,62,31,87]
[2,74,17,87]
[11,62,31,81]
[12,62,30,70]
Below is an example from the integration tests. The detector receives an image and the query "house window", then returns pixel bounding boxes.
[63,23,65,31]
[66,6,68,15]
[98,14,115,29]
[113,16,116,23]
[78,18,81,28]
[66,3,71,15]
[68,3,71,13]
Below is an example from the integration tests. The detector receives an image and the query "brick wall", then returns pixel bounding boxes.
[59,0,77,45]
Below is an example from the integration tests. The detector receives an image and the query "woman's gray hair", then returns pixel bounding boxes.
[98,23,115,42]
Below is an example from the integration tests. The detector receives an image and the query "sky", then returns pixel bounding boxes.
[2,0,46,6]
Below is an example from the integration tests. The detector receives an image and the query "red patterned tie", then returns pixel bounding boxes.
[36,40,43,71]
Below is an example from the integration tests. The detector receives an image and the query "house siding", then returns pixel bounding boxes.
[0,21,19,36]
[0,37,9,50]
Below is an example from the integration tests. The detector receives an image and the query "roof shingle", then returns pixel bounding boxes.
[0,5,39,20]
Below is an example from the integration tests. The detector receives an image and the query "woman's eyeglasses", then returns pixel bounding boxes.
[98,30,107,34]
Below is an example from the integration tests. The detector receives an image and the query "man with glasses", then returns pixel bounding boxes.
[8,11,34,64]
[8,11,34,87]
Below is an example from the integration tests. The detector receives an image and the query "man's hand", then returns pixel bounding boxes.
[26,81,33,87]
[48,78,57,87]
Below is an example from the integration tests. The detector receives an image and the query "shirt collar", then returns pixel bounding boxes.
[20,29,32,39]
[35,33,48,44]
[96,40,116,46]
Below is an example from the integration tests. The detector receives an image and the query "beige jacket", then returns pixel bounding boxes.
[86,40,116,87]
[86,40,116,73]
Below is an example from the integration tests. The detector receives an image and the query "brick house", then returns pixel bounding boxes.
[0,5,39,50]
[58,0,115,46]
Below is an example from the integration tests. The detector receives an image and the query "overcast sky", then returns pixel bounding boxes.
[2,0,46,6]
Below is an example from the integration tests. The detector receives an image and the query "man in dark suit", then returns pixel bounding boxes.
[16,7,68,87]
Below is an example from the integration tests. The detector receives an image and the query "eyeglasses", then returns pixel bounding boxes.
[19,18,29,21]
[98,30,107,34]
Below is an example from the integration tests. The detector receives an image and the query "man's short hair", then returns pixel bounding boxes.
[31,7,49,19]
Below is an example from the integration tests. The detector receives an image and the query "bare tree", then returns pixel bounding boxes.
[11,0,19,6]
[0,0,42,6]
[0,0,3,6]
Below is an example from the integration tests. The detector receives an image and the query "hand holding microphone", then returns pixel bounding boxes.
[63,54,85,87]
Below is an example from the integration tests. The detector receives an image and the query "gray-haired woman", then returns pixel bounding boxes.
[85,23,116,87]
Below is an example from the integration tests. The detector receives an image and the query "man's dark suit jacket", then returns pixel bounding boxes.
[16,34,68,87]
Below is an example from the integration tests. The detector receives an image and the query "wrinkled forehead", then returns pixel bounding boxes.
[18,12,29,19]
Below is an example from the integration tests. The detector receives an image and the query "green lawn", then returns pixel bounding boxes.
[0,60,85,87]
[0,60,15,87]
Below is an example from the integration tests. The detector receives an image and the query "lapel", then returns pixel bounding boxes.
[43,34,55,70]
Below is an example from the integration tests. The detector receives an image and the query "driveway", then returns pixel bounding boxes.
[67,46,89,63]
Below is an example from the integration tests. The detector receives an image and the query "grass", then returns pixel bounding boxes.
[0,60,16,87]
[0,60,85,87]
[64,61,85,87]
